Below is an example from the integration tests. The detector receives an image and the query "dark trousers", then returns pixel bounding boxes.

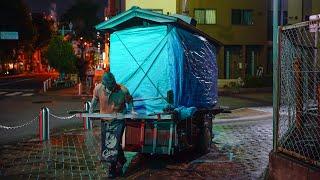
[101,119,126,168]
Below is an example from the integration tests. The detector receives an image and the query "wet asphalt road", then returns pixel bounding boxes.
[0,75,49,92]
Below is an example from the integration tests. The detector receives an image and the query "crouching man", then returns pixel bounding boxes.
[89,72,133,178]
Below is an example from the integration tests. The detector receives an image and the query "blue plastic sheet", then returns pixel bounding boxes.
[110,25,218,115]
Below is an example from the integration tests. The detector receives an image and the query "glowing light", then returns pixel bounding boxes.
[8,63,14,69]
[102,52,106,60]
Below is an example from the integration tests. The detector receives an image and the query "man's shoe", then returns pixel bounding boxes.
[107,163,118,178]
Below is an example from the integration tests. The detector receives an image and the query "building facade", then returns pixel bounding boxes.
[184,1,269,79]
[287,0,320,24]
[125,0,178,15]
[124,0,269,79]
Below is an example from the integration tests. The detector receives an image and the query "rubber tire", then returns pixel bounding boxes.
[197,126,212,154]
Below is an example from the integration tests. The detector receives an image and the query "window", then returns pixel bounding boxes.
[232,9,253,25]
[194,9,216,24]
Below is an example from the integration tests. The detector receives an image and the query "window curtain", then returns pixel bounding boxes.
[243,10,253,25]
[195,10,205,24]
[205,10,216,24]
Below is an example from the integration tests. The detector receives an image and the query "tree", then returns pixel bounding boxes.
[0,0,37,65]
[61,0,100,40]
[46,35,77,74]
[32,13,54,49]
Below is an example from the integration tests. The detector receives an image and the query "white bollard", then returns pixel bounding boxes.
[46,80,49,91]
[78,83,82,96]
[48,78,51,88]
[43,81,47,92]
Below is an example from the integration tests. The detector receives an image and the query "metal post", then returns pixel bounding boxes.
[273,0,279,150]
[43,81,47,92]
[39,108,43,141]
[78,83,82,96]
[48,78,51,88]
[314,27,318,102]
[168,123,173,155]
[83,101,92,130]
[152,123,158,153]
[39,107,50,141]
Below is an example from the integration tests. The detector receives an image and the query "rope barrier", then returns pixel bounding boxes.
[0,116,38,130]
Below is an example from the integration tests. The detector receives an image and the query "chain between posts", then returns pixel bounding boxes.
[49,112,76,120]
[0,116,38,130]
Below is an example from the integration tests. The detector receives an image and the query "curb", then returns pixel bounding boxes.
[218,87,272,95]
[214,114,272,124]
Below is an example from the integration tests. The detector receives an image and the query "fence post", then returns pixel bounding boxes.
[39,107,50,141]
[83,101,92,130]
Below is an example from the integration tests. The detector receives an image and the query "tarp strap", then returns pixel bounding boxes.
[131,38,168,98]
[114,28,174,102]
[122,27,174,85]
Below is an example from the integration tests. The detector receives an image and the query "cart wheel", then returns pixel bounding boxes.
[197,126,212,154]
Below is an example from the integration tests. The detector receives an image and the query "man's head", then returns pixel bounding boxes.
[102,72,117,92]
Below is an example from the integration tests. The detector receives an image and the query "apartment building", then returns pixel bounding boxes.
[110,1,268,79]
[183,1,268,79]
[125,0,178,15]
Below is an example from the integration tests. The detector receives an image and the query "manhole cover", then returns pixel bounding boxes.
[32,100,52,104]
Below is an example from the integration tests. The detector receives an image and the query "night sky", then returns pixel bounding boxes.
[24,0,107,19]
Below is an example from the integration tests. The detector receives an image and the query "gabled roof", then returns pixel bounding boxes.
[95,6,222,47]
[95,6,177,30]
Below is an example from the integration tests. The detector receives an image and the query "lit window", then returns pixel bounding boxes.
[232,9,253,25]
[194,9,216,24]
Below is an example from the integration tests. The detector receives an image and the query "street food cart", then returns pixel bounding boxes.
[94,7,223,155]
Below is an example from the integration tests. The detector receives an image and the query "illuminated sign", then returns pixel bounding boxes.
[0,31,19,40]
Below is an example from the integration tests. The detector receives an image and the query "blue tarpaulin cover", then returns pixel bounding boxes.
[110,25,218,114]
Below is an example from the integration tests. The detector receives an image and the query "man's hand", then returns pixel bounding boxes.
[90,97,98,114]
[130,109,138,119]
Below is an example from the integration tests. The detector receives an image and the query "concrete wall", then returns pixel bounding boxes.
[125,0,177,15]
[184,0,268,79]
[312,0,320,15]
[288,0,320,23]
[187,0,268,45]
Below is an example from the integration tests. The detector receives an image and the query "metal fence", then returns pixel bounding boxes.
[277,19,320,167]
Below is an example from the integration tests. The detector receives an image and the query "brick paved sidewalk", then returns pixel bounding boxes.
[0,126,250,179]
[0,106,272,178]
